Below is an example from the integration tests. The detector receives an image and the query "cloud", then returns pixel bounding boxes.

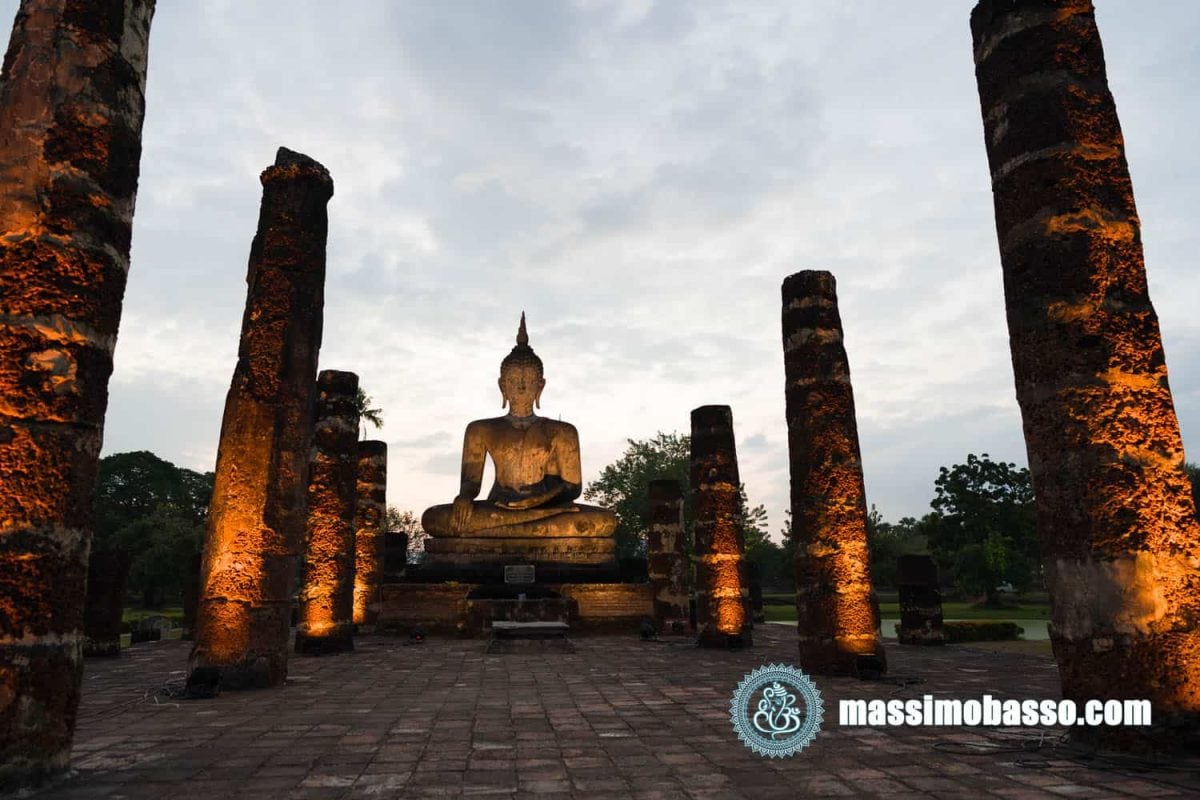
[3,1,1197,537]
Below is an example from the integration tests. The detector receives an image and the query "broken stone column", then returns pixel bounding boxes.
[971,0,1200,750]
[296,370,360,654]
[647,479,691,634]
[0,1,155,789]
[180,552,201,640]
[782,270,886,677]
[896,554,945,646]
[384,529,409,579]
[690,405,751,647]
[352,440,387,629]
[82,550,132,658]
[747,562,764,625]
[189,148,333,688]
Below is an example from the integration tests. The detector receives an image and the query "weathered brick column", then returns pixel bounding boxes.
[181,552,201,640]
[189,148,332,688]
[647,479,691,634]
[972,0,1200,750]
[896,554,945,646]
[296,370,360,654]
[384,529,409,579]
[690,406,751,647]
[82,550,132,657]
[782,271,885,676]
[0,1,155,788]
[353,440,387,629]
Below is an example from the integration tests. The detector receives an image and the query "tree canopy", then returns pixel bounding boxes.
[355,388,384,440]
[584,432,779,584]
[924,453,1038,605]
[94,451,213,607]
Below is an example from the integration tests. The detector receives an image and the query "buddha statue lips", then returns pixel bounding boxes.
[421,314,618,565]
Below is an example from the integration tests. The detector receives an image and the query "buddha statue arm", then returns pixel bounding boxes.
[451,423,488,530]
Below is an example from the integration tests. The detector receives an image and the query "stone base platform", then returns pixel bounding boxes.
[378,581,653,636]
[422,535,617,566]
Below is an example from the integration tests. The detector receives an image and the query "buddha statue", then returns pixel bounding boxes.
[421,314,618,567]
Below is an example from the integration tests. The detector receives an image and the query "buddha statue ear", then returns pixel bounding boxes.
[498,376,507,409]
[535,377,545,409]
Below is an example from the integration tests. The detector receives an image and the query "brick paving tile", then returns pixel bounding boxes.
[13,626,1198,799]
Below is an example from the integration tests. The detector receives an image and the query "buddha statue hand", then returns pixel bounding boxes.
[451,495,474,532]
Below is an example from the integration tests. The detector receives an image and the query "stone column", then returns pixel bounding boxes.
[353,440,387,629]
[971,0,1200,749]
[180,552,201,640]
[647,479,690,634]
[782,270,885,677]
[896,555,945,646]
[189,148,333,688]
[296,370,360,654]
[384,530,409,579]
[690,405,751,647]
[0,1,155,789]
[82,550,132,657]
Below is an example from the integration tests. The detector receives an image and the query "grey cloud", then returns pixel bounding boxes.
[421,452,463,476]
[393,432,455,449]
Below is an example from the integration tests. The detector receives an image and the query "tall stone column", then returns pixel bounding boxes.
[353,440,387,629]
[0,1,155,789]
[296,370,360,654]
[690,405,751,647]
[971,0,1200,750]
[647,479,690,634]
[896,554,945,646]
[189,148,333,688]
[782,271,885,677]
[82,550,132,658]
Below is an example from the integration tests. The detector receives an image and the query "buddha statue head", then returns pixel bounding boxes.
[499,312,545,415]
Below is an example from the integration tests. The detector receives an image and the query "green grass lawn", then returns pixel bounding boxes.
[762,598,1050,623]
[122,606,185,625]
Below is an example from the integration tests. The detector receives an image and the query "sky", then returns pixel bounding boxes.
[5,1,1198,539]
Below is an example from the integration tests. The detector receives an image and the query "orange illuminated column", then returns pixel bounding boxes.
[782,271,885,677]
[971,0,1200,750]
[296,370,360,654]
[690,406,752,647]
[647,479,691,634]
[353,440,387,629]
[0,1,155,789]
[189,148,333,688]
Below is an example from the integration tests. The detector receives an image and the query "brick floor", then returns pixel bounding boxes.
[24,625,1200,799]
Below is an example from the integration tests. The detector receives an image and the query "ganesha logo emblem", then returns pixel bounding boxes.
[730,664,823,757]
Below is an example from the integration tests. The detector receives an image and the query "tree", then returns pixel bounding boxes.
[355,387,384,440]
[387,506,427,563]
[583,431,776,573]
[111,506,205,608]
[93,451,214,608]
[1184,462,1200,520]
[864,510,933,589]
[585,432,693,559]
[925,453,1038,606]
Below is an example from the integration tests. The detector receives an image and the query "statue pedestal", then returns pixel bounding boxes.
[377,580,653,637]
[422,535,617,567]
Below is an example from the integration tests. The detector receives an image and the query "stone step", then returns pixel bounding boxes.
[490,621,570,639]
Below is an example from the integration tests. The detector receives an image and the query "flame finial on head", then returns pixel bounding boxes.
[500,311,543,378]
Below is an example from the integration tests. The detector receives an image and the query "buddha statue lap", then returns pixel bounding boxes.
[421,314,618,567]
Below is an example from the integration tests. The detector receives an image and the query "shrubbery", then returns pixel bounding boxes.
[944,621,1024,642]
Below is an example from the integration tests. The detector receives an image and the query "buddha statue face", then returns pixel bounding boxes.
[499,361,544,416]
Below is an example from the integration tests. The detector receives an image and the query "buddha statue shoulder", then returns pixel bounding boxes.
[421,314,617,542]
